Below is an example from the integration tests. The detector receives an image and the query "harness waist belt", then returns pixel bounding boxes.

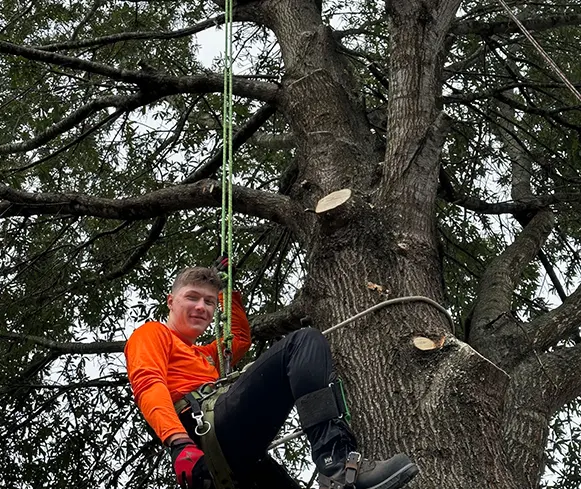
[174,383,217,413]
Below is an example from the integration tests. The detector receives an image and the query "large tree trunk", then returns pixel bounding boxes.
[262,0,526,488]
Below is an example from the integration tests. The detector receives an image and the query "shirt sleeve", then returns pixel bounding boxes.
[200,291,252,368]
[124,322,187,444]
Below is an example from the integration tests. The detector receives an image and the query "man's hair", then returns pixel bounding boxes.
[171,267,222,293]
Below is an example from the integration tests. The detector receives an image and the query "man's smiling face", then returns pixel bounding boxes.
[166,283,218,343]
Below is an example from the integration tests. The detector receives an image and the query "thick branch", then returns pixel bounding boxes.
[0,40,278,102]
[502,342,581,487]
[539,343,581,411]
[469,212,555,369]
[471,211,555,332]
[529,284,581,351]
[501,342,581,489]
[0,179,302,232]
[250,300,308,341]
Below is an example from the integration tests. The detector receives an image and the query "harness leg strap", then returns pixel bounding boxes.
[197,392,238,489]
[295,382,349,430]
[178,386,238,489]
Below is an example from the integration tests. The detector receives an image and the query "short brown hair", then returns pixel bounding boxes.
[171,267,222,293]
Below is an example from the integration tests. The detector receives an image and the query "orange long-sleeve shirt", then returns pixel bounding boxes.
[124,291,251,443]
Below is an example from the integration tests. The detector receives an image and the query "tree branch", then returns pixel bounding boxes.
[70,0,104,41]
[0,91,162,156]
[445,83,581,109]
[453,14,581,37]
[102,216,167,280]
[183,103,278,183]
[472,211,555,330]
[438,170,581,214]
[15,377,128,390]
[540,343,581,411]
[0,179,302,232]
[250,300,308,341]
[469,211,555,367]
[2,298,309,360]
[501,342,581,487]
[36,14,227,52]
[0,331,125,354]
[0,40,279,102]
[529,285,581,352]
[538,250,568,302]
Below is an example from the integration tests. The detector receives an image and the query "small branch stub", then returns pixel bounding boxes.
[315,188,352,214]
[413,335,446,351]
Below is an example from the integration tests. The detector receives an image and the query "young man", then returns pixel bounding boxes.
[125,264,419,489]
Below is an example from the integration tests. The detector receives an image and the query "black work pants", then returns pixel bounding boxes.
[215,327,333,476]
[179,327,335,482]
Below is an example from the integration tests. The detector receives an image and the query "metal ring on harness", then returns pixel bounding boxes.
[195,419,212,436]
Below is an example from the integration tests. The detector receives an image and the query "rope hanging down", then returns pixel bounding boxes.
[497,0,581,103]
[215,0,235,378]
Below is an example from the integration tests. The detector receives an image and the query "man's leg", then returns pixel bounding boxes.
[214,327,332,476]
[214,327,419,489]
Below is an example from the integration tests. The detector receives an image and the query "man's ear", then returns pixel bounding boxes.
[167,293,173,310]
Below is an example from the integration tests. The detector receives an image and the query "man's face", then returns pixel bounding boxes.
[167,283,218,343]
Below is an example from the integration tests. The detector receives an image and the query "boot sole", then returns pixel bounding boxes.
[367,462,419,489]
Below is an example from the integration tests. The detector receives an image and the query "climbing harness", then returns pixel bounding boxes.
[175,380,238,489]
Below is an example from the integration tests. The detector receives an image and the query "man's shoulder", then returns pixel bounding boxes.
[127,321,169,343]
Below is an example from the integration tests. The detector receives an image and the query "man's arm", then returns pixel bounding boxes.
[124,322,188,444]
[200,291,251,367]
[229,291,252,364]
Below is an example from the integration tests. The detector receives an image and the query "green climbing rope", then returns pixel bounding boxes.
[215,0,235,379]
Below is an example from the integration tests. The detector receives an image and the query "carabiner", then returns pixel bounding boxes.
[195,420,212,436]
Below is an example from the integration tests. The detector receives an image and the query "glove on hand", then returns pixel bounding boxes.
[170,438,208,489]
[213,254,236,287]
[213,255,235,274]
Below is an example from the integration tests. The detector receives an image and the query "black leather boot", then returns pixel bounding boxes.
[309,420,418,489]
[297,383,418,489]
[318,449,418,489]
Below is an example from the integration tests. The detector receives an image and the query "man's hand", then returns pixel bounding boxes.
[170,437,208,489]
[213,255,235,275]
[213,255,236,288]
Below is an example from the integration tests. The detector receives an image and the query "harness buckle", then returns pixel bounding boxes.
[344,451,361,486]
[197,382,218,401]
[193,413,212,436]
[185,390,213,436]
